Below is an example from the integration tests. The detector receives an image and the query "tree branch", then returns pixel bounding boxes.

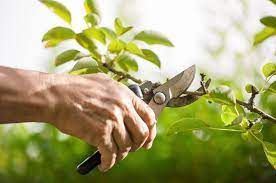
[102,63,142,84]
[236,100,276,123]
[185,75,276,124]
[76,55,143,84]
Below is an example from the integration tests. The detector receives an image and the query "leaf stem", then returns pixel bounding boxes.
[206,127,243,132]
[249,130,264,145]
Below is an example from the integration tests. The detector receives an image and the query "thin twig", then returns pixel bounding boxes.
[182,75,276,124]
[75,54,143,84]
[236,100,276,123]
[184,91,205,96]
[200,73,208,94]
[248,89,259,106]
[102,63,142,84]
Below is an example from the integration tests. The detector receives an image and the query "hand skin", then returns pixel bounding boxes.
[0,66,156,172]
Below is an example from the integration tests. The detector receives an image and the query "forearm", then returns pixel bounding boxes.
[0,66,57,123]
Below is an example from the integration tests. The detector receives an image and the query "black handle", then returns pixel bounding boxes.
[76,84,142,175]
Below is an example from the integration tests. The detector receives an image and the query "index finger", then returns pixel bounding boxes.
[132,97,157,149]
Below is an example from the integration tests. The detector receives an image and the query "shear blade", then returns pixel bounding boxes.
[153,65,196,99]
[167,78,211,107]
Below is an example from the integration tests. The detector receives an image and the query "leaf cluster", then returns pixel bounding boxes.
[39,0,173,80]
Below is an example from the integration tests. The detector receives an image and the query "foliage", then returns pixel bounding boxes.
[37,0,276,175]
[40,0,172,81]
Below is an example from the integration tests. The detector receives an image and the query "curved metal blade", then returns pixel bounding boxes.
[148,65,196,118]
[167,78,211,107]
[154,65,196,98]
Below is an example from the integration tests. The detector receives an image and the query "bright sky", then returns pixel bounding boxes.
[0,0,202,76]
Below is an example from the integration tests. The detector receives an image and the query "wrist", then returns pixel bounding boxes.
[37,72,63,124]
[0,67,60,123]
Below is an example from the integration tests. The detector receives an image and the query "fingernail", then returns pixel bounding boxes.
[98,166,108,173]
[144,142,153,149]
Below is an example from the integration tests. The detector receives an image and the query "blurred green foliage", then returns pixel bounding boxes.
[0,97,275,182]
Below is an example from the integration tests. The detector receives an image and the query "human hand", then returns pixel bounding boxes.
[50,73,156,172]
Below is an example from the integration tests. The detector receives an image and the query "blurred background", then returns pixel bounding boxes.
[0,0,275,182]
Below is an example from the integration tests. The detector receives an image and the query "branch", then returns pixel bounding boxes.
[236,100,276,123]
[102,63,142,84]
[200,73,208,94]
[184,75,276,124]
[76,54,143,84]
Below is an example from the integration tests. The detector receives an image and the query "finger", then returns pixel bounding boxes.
[124,108,149,151]
[132,97,156,128]
[112,120,132,162]
[132,98,157,147]
[97,132,118,172]
[143,124,156,149]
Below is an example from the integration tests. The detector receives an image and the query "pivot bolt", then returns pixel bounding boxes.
[153,92,166,105]
[143,88,150,94]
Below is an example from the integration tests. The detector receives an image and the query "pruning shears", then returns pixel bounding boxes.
[77,65,208,175]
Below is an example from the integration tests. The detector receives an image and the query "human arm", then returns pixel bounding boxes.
[0,66,156,172]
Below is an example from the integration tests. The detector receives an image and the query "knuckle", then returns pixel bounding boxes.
[148,108,156,120]
[97,122,113,144]
[119,144,132,153]
[135,128,149,145]
[96,73,108,78]
[147,110,156,126]
[141,129,150,139]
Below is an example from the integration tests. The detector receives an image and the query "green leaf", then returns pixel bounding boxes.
[55,50,81,66]
[241,131,263,144]
[263,141,276,169]
[270,0,276,5]
[99,27,117,40]
[267,81,276,93]
[126,42,144,56]
[253,27,276,46]
[39,0,71,24]
[209,86,236,106]
[262,62,276,78]
[260,16,276,28]
[140,49,161,68]
[231,115,244,126]
[84,27,106,44]
[134,31,174,47]
[42,27,75,47]
[240,118,250,130]
[116,54,138,72]
[220,105,238,126]
[114,18,133,36]
[84,13,100,27]
[245,84,258,93]
[69,59,100,75]
[167,118,209,136]
[108,39,126,53]
[75,33,97,52]
[84,0,100,15]
[251,123,263,133]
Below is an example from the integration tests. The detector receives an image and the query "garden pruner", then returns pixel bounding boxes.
[77,65,207,175]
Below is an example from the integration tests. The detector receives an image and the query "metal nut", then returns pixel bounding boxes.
[143,88,150,94]
[153,92,166,105]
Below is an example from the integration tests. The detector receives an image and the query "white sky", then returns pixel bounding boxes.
[0,0,203,75]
